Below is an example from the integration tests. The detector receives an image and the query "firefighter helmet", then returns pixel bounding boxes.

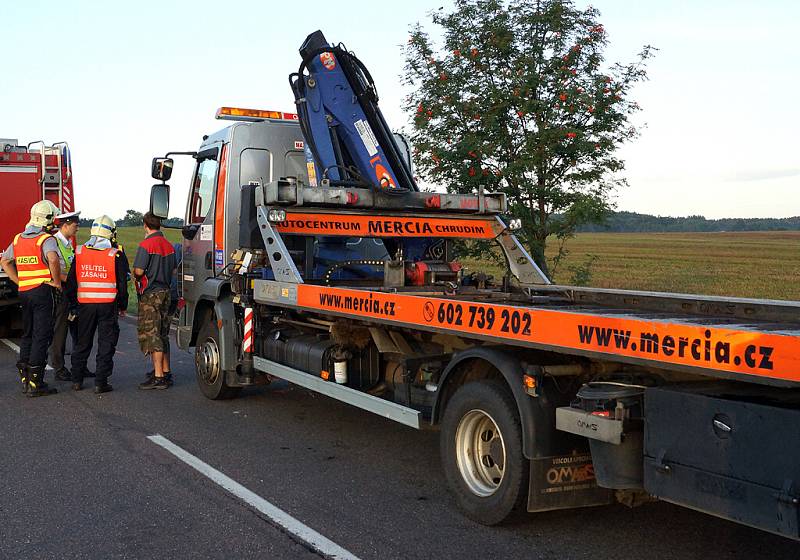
[28,200,60,228]
[91,215,117,240]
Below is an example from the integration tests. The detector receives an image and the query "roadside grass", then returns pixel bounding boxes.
[76,225,183,315]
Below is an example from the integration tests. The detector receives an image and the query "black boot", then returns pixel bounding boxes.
[16,362,28,394]
[144,370,172,386]
[55,367,72,381]
[27,366,58,397]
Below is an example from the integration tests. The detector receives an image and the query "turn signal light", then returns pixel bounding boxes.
[523,375,536,389]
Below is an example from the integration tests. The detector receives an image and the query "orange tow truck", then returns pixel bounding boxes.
[146,31,800,538]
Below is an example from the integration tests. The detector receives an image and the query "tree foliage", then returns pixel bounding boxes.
[404,0,654,277]
[120,209,144,226]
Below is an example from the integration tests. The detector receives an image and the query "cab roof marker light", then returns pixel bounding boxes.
[215,107,299,122]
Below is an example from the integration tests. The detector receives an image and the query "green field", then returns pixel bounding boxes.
[543,231,800,301]
[79,228,799,313]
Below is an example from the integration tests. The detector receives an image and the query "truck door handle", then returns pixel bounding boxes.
[205,251,213,270]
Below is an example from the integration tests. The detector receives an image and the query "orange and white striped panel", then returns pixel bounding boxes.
[243,307,254,353]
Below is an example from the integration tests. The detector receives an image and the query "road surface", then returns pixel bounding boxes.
[1,319,797,559]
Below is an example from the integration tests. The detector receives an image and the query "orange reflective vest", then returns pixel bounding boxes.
[13,233,54,291]
[75,245,118,304]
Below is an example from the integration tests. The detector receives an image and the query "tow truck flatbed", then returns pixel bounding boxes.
[254,279,800,388]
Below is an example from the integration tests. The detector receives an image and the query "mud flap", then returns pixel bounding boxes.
[528,453,614,512]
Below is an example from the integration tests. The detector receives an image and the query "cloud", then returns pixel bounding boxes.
[725,168,800,182]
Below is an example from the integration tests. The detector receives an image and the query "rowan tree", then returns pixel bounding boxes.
[403,0,654,278]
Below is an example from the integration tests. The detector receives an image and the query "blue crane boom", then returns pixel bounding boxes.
[290,30,418,193]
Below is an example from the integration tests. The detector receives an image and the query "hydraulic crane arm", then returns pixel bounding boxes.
[290,30,418,193]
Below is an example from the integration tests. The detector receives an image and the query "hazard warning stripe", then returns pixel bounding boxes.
[280,284,800,386]
[243,307,254,353]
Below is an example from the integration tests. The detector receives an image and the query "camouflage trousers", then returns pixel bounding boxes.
[137,289,171,354]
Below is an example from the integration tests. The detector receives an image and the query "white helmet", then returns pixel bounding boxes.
[28,200,60,228]
[90,215,116,240]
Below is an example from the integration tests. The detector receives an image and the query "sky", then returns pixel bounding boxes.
[1,0,798,221]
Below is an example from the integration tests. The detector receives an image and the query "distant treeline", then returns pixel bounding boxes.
[578,211,800,233]
[78,210,184,228]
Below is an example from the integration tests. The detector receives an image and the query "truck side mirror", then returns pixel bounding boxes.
[150,184,170,219]
[151,157,174,181]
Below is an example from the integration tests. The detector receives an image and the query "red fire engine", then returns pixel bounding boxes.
[0,138,74,334]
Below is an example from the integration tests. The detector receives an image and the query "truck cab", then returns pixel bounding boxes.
[172,109,306,350]
[162,108,391,359]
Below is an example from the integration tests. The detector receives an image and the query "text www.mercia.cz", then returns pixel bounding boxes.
[577,325,775,370]
[318,292,396,316]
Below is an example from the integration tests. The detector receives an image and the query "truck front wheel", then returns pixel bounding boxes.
[195,318,240,400]
[440,380,528,525]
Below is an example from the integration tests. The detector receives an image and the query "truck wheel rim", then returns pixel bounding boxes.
[197,337,220,385]
[455,409,506,497]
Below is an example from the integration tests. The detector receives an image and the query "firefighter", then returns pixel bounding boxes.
[49,210,81,381]
[64,216,128,393]
[0,200,62,396]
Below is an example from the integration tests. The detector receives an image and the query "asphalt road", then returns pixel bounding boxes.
[1,319,798,560]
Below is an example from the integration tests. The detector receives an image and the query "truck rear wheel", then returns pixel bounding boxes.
[195,318,240,400]
[440,380,528,525]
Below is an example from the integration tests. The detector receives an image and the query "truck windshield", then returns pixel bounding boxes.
[240,148,271,187]
[285,151,309,185]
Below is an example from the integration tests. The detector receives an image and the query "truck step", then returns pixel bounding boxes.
[252,356,421,429]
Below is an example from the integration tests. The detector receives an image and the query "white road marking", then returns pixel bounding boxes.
[1,339,54,370]
[147,434,361,560]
